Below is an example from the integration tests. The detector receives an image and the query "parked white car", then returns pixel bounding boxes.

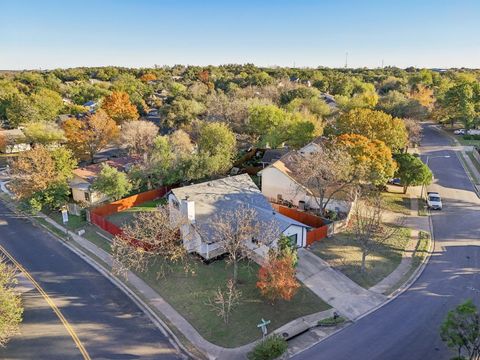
[467,129,480,135]
[454,129,466,135]
[427,192,442,210]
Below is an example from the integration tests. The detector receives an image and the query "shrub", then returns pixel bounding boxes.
[318,316,346,327]
[248,335,288,360]
[463,134,480,140]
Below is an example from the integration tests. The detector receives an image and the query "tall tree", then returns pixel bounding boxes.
[0,258,23,347]
[394,153,432,193]
[439,82,479,129]
[440,299,480,360]
[336,108,408,152]
[205,206,281,285]
[62,110,119,162]
[112,206,187,278]
[120,120,159,157]
[5,93,38,127]
[337,134,397,186]
[9,146,76,209]
[91,164,132,201]
[197,122,237,175]
[295,142,354,217]
[101,91,139,124]
[23,121,65,145]
[31,88,64,122]
[350,191,398,273]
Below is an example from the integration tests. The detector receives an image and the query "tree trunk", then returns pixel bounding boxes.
[403,185,408,194]
[233,261,238,285]
[361,251,367,273]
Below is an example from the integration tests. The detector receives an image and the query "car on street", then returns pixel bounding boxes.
[388,178,402,186]
[467,129,480,135]
[454,129,466,135]
[427,191,443,210]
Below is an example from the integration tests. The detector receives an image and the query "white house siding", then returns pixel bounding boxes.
[168,193,203,254]
[260,166,351,213]
[282,225,307,247]
[70,175,107,205]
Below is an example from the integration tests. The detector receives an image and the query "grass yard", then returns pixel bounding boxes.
[385,230,431,295]
[138,257,330,348]
[311,226,411,289]
[381,192,411,215]
[48,211,112,252]
[457,136,480,147]
[467,152,480,175]
[49,212,87,230]
[106,198,166,227]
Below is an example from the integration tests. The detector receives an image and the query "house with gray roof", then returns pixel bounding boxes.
[168,174,309,260]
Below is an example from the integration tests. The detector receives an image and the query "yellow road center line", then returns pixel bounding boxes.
[0,244,91,360]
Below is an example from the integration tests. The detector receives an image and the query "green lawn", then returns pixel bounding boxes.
[457,136,480,147]
[106,198,166,227]
[48,211,112,252]
[311,226,411,289]
[49,212,87,230]
[381,192,411,215]
[138,257,329,348]
[467,152,480,174]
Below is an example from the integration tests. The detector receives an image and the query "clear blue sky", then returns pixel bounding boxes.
[1,0,479,70]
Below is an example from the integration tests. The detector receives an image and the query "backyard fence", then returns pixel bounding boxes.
[88,187,170,237]
[271,203,329,245]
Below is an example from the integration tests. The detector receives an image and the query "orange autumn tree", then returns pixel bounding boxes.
[62,109,119,162]
[0,132,6,152]
[257,251,300,303]
[337,133,397,186]
[139,73,157,82]
[101,91,139,124]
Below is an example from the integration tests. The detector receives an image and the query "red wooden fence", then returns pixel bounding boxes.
[306,226,329,245]
[271,203,329,245]
[89,187,169,237]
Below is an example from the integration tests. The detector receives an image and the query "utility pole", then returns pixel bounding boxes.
[345,52,348,68]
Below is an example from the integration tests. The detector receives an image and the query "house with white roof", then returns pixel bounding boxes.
[168,174,309,261]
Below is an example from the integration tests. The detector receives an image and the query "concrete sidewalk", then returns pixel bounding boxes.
[296,249,386,321]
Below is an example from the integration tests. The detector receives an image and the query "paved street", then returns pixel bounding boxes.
[0,202,182,360]
[295,124,480,360]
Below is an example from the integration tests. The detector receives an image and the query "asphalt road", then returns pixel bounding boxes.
[0,202,182,360]
[295,124,480,360]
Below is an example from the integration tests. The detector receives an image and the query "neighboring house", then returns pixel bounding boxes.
[259,140,354,215]
[70,157,135,205]
[260,148,289,168]
[168,174,309,261]
[0,129,31,154]
[83,101,97,113]
[321,93,338,111]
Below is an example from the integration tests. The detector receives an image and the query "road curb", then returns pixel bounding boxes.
[0,198,193,360]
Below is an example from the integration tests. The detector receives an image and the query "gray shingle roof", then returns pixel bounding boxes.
[171,174,308,243]
[261,148,289,165]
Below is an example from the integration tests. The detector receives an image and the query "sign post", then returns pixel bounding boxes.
[257,318,271,340]
[61,207,69,237]
[61,208,69,224]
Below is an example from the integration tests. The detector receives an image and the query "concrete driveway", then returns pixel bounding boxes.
[297,249,386,320]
